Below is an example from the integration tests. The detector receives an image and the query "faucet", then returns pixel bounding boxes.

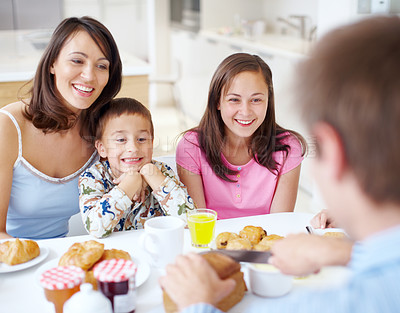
[277,15,308,40]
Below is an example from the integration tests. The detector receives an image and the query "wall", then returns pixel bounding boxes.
[201,0,264,29]
[64,0,149,61]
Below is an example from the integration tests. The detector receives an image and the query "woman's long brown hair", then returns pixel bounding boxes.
[186,53,307,182]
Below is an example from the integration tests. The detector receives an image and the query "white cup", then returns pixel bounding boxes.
[140,216,185,268]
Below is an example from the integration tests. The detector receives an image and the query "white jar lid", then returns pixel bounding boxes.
[63,283,112,313]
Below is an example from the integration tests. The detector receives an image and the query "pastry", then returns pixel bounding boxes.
[215,232,240,249]
[163,252,247,313]
[58,240,104,271]
[239,226,267,245]
[0,238,40,266]
[225,237,252,250]
[253,234,284,251]
[98,249,132,262]
[84,248,131,290]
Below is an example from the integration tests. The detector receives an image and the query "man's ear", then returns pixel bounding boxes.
[312,122,347,180]
[95,140,107,158]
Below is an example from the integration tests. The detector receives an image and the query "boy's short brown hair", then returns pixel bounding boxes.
[297,16,400,204]
[94,97,154,141]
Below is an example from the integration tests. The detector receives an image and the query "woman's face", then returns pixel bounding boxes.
[50,30,110,112]
[218,70,268,142]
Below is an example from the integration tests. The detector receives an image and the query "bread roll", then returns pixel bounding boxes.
[239,226,267,245]
[225,237,252,250]
[58,240,104,271]
[253,234,284,251]
[215,232,240,249]
[163,252,247,313]
[0,238,40,265]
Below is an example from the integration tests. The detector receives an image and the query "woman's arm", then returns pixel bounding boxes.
[0,113,19,239]
[177,165,206,209]
[270,164,301,213]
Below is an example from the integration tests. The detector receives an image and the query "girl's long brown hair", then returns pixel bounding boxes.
[186,53,306,182]
[23,16,122,139]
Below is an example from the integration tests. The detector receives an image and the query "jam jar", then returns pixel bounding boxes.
[39,265,85,313]
[93,259,137,313]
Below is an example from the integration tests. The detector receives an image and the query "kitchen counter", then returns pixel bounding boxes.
[0,29,151,106]
[200,29,313,60]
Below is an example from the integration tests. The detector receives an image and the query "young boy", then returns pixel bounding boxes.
[159,16,400,313]
[79,97,195,238]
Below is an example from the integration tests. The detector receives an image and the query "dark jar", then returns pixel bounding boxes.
[93,259,137,313]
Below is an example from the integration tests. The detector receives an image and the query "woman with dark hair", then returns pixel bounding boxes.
[0,16,122,239]
[176,53,306,219]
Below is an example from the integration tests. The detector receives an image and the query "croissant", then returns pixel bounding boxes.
[98,249,131,262]
[0,238,40,266]
[58,240,104,271]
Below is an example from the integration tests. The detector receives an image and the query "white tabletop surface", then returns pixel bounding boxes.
[0,29,151,82]
[0,212,350,313]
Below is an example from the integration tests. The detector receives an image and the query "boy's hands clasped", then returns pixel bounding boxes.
[114,163,167,203]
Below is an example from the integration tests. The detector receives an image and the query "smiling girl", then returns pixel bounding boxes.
[176,53,307,219]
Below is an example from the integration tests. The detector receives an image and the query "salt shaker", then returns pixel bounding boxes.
[63,283,113,313]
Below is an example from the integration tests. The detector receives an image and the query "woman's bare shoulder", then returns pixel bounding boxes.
[0,101,29,127]
[0,102,23,163]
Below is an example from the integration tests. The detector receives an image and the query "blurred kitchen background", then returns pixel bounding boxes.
[1,0,399,213]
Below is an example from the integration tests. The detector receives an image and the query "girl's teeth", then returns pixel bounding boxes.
[125,158,140,162]
[237,119,252,125]
[74,84,94,92]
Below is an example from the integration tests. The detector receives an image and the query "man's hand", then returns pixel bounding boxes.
[159,253,236,311]
[269,234,352,276]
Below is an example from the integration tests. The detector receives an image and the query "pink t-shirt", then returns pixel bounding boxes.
[176,131,303,219]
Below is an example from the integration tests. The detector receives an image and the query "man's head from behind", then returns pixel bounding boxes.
[298,16,400,236]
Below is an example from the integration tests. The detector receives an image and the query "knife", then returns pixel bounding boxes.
[202,249,272,264]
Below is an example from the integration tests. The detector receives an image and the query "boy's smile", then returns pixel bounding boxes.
[95,113,153,177]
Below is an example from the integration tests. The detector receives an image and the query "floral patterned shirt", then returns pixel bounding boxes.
[78,159,195,238]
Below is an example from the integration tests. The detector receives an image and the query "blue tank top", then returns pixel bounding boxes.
[1,110,98,239]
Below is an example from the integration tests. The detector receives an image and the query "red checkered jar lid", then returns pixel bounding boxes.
[93,259,137,283]
[39,266,85,290]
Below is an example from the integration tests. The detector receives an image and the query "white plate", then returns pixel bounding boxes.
[133,256,151,287]
[35,255,151,288]
[0,246,49,273]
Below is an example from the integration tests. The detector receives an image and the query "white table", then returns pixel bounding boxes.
[0,213,350,313]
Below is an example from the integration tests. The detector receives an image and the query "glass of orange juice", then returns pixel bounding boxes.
[187,209,217,248]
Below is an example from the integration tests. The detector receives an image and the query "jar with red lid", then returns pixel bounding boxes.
[93,259,137,313]
[39,265,85,313]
